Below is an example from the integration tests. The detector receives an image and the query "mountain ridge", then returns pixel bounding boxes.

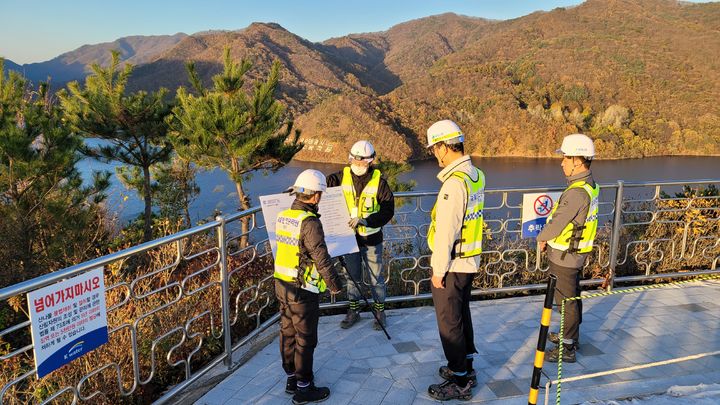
[4,33,187,84]
[3,1,719,162]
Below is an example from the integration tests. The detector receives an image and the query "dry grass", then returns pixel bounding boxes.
[0,226,276,404]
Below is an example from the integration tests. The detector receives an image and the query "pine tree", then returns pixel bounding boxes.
[154,156,200,229]
[0,59,109,284]
[167,48,302,244]
[117,155,200,231]
[374,160,416,192]
[58,51,173,242]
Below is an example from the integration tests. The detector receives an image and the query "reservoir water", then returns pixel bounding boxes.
[77,156,720,223]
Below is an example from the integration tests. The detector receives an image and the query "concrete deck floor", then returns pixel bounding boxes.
[195,280,720,405]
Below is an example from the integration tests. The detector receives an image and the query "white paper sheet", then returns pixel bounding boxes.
[260,186,359,258]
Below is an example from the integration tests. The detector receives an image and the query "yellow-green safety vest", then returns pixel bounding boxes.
[341,167,382,236]
[273,209,327,294]
[546,181,600,254]
[428,168,486,258]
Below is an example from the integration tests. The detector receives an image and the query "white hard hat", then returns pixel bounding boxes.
[557,134,595,159]
[286,169,327,194]
[349,140,376,162]
[426,120,464,148]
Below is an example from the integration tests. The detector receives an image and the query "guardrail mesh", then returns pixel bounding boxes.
[0,179,717,404]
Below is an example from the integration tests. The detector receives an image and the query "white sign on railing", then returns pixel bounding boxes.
[521,192,562,239]
[27,267,108,378]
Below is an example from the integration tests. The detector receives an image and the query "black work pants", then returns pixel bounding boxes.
[275,279,319,383]
[549,261,583,341]
[431,272,477,373]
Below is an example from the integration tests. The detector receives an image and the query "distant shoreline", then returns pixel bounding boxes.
[291,153,720,164]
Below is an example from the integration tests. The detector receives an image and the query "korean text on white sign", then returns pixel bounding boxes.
[521,192,562,239]
[27,267,108,378]
[259,186,359,258]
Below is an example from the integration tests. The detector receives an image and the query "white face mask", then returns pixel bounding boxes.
[350,163,368,176]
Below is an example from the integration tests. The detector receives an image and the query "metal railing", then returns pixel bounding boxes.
[1,178,718,404]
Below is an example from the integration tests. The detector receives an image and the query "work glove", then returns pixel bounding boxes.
[348,217,367,229]
[328,274,345,294]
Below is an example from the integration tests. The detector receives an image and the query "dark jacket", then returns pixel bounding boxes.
[537,170,596,268]
[292,199,343,292]
[327,167,395,247]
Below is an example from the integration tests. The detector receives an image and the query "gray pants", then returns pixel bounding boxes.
[549,261,583,341]
[343,243,386,303]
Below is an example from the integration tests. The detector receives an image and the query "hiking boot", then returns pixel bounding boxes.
[438,366,477,387]
[547,343,577,363]
[292,383,330,404]
[340,309,360,329]
[428,378,473,401]
[547,332,580,348]
[372,311,386,331]
[285,375,297,394]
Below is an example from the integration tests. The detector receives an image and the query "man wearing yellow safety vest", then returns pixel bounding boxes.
[425,120,485,401]
[327,140,395,330]
[274,169,344,404]
[537,134,599,364]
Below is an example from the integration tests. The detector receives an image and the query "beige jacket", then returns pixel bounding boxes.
[430,155,483,278]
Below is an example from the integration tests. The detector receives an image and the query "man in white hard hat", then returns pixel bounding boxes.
[425,120,485,401]
[327,140,395,330]
[274,169,344,404]
[537,134,599,364]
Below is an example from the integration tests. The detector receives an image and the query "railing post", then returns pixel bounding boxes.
[529,274,557,405]
[607,180,624,292]
[216,215,233,369]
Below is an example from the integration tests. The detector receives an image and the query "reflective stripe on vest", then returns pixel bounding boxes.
[427,168,486,258]
[546,181,600,254]
[273,209,327,294]
[341,167,382,236]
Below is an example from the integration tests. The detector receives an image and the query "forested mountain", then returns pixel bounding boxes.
[7,0,720,162]
[383,0,720,159]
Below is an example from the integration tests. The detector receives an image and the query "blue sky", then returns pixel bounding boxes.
[1,0,715,64]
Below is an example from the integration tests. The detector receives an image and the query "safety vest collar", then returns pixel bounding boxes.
[341,167,381,198]
[290,200,320,217]
[564,170,593,187]
[437,155,472,183]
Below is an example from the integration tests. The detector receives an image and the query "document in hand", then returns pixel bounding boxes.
[259,186,360,259]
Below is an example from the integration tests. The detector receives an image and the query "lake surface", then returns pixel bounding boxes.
[77,156,720,223]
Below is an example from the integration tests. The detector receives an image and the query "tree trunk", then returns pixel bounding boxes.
[234,180,250,248]
[231,159,250,248]
[142,165,153,242]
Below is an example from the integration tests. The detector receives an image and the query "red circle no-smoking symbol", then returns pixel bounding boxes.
[534,195,553,216]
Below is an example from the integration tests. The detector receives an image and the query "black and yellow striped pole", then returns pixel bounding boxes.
[529,274,557,405]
